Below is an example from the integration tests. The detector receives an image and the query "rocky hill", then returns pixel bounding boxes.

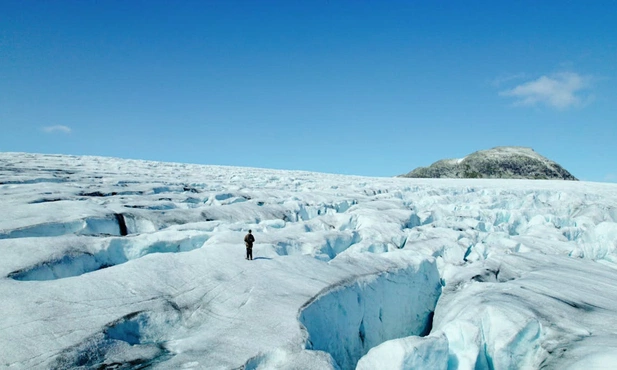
[400,146,578,180]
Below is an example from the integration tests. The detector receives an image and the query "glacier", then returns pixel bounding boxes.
[1,152,617,369]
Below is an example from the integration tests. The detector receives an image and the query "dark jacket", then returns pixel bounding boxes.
[244,233,255,248]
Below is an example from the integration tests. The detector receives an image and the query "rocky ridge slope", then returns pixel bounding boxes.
[400,146,577,180]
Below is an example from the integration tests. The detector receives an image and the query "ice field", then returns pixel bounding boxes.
[1,152,617,369]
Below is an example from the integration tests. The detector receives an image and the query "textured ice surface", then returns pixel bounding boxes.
[1,152,617,369]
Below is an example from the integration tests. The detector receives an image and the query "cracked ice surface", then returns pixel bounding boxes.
[1,153,617,369]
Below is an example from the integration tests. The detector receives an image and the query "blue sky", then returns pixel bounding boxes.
[1,1,616,181]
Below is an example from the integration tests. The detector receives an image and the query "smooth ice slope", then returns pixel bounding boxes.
[357,334,448,370]
[1,152,617,369]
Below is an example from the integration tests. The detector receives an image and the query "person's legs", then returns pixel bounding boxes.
[248,247,253,260]
[246,246,250,259]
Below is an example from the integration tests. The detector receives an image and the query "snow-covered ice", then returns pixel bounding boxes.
[1,152,617,369]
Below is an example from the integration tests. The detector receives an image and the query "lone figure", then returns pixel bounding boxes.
[244,230,255,260]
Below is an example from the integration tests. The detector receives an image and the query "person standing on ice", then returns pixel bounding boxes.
[244,230,255,260]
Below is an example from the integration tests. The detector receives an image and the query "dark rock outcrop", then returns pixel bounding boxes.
[400,147,577,180]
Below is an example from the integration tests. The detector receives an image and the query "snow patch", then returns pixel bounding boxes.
[357,333,449,370]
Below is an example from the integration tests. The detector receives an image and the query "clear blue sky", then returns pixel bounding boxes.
[1,1,616,181]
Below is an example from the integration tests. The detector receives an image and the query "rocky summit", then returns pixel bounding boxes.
[400,146,578,180]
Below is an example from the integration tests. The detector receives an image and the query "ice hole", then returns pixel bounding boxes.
[299,260,441,369]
